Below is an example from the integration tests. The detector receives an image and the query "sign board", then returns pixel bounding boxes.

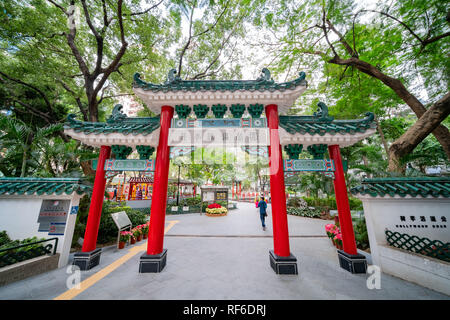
[204,192,214,201]
[70,206,79,215]
[183,206,189,211]
[110,211,132,230]
[92,159,155,172]
[172,118,267,128]
[216,191,227,200]
[283,159,335,172]
[168,128,270,147]
[48,222,66,236]
[37,200,71,232]
[171,206,178,212]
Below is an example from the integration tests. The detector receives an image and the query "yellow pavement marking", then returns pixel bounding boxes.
[54,220,179,300]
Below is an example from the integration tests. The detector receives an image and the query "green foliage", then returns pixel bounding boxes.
[258,0,450,171]
[72,200,148,246]
[354,218,369,250]
[294,196,363,211]
[96,201,148,244]
[0,114,63,177]
[0,234,53,268]
[286,206,322,218]
[179,196,202,206]
[0,230,11,247]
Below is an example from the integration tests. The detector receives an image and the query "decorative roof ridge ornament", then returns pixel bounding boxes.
[132,68,307,92]
[361,176,450,184]
[67,110,160,126]
[280,102,335,123]
[256,68,274,84]
[313,102,330,119]
[333,112,375,124]
[107,104,127,123]
[165,68,181,84]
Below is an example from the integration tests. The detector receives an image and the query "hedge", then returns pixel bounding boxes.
[299,196,363,211]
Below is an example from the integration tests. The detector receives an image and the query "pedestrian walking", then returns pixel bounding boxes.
[257,196,268,231]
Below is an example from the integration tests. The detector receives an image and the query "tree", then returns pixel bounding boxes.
[0,114,62,177]
[172,0,257,80]
[257,0,450,172]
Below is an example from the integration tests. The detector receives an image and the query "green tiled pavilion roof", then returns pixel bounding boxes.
[350,177,450,198]
[279,103,376,136]
[133,68,307,92]
[0,178,92,196]
[64,105,160,136]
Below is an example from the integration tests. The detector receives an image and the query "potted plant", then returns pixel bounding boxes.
[132,226,142,242]
[119,231,131,249]
[141,223,149,239]
[205,203,228,216]
[333,233,343,250]
[325,224,340,246]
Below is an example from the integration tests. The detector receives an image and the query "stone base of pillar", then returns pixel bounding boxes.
[139,249,167,273]
[337,250,367,274]
[72,248,102,271]
[269,250,298,275]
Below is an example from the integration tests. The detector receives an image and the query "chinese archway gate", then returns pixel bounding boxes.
[66,68,376,275]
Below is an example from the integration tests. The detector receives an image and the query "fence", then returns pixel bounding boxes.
[385,229,449,263]
[0,237,58,268]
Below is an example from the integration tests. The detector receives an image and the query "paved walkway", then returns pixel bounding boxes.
[0,202,448,300]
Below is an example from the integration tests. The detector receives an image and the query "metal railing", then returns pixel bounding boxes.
[0,237,58,268]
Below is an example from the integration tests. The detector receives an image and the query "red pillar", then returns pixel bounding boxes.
[82,145,111,252]
[232,180,235,199]
[328,144,358,255]
[239,182,241,198]
[146,106,174,255]
[265,104,291,257]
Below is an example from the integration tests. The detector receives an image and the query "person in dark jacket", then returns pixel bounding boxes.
[257,196,268,230]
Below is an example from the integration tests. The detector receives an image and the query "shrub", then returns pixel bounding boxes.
[76,201,148,245]
[0,236,53,268]
[300,196,363,211]
[286,206,321,218]
[206,205,227,215]
[181,196,202,206]
[354,218,370,250]
[286,197,308,209]
[0,230,11,247]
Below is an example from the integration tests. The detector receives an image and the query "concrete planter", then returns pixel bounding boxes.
[205,212,227,217]
[0,254,59,286]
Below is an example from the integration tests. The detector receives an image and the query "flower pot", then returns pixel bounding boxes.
[118,241,126,249]
[137,235,143,242]
[143,234,148,239]
[130,237,136,244]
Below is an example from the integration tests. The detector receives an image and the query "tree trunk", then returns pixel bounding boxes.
[388,92,450,172]
[329,56,450,159]
[80,160,95,176]
[375,117,389,158]
[20,147,28,178]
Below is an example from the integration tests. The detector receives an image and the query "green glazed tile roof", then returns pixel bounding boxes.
[0,178,93,196]
[279,103,376,136]
[133,68,307,93]
[64,105,160,136]
[351,177,450,198]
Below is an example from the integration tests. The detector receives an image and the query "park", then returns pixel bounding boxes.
[0,0,449,304]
